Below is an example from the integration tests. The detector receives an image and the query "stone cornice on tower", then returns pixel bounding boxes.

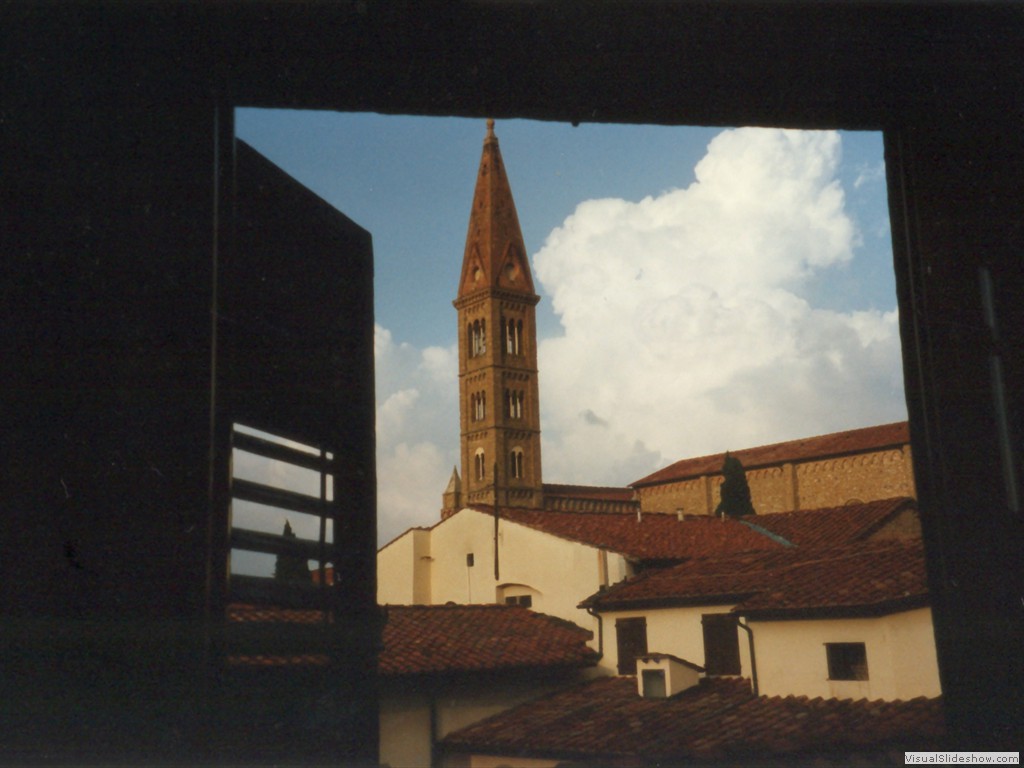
[456,119,538,306]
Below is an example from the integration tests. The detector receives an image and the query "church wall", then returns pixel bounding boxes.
[751,607,940,701]
[637,476,714,516]
[636,445,916,515]
[793,446,916,509]
[746,465,797,515]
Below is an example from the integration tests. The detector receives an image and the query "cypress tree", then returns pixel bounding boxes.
[273,520,311,582]
[716,452,756,518]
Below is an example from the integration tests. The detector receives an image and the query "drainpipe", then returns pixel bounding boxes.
[737,617,758,696]
[585,606,604,660]
[429,692,440,768]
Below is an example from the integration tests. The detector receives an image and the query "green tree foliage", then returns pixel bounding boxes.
[273,520,311,582]
[716,452,756,518]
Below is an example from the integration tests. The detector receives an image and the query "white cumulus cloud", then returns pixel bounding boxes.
[374,324,459,544]
[534,128,905,485]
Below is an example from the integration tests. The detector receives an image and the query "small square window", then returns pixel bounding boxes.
[826,642,868,681]
[641,669,666,698]
[504,595,532,608]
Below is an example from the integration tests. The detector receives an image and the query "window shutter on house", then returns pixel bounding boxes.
[615,617,648,675]
[702,614,741,676]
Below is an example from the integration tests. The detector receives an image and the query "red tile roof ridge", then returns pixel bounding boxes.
[631,421,910,487]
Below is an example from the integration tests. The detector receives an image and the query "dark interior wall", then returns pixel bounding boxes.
[1,9,219,620]
[0,10,224,759]
[887,117,1024,745]
[2,0,1023,757]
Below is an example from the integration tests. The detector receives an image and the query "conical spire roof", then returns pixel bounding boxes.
[457,120,537,302]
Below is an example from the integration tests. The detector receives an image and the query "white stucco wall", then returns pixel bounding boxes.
[600,604,748,676]
[751,607,941,701]
[379,508,631,640]
[378,528,433,605]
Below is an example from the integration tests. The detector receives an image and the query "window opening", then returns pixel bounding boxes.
[510,447,525,479]
[641,669,667,698]
[826,642,869,681]
[226,423,338,664]
[474,449,486,481]
[505,389,523,419]
[503,317,522,356]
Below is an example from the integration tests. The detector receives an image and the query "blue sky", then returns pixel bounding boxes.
[234,110,905,552]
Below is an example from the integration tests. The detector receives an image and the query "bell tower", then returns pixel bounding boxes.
[454,120,543,510]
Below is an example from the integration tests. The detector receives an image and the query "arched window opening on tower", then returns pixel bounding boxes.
[506,389,523,419]
[469,319,487,357]
[510,447,525,479]
[471,392,486,422]
[474,449,486,481]
[503,317,522,356]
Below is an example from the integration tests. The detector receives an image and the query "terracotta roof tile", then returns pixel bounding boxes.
[743,497,915,548]
[227,603,597,675]
[631,422,909,487]
[580,549,799,611]
[494,507,784,560]
[583,539,929,618]
[442,675,945,763]
[379,604,598,677]
[737,539,929,618]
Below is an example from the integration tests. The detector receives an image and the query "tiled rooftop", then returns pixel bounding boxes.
[744,497,916,548]
[631,421,910,487]
[583,538,929,618]
[379,604,598,676]
[495,507,785,561]
[737,539,929,618]
[441,675,944,764]
[227,602,597,674]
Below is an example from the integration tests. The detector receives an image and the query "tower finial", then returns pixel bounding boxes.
[486,118,495,138]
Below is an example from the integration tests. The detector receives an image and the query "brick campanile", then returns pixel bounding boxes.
[452,120,543,511]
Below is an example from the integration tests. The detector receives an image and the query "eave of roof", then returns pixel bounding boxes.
[741,593,931,621]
